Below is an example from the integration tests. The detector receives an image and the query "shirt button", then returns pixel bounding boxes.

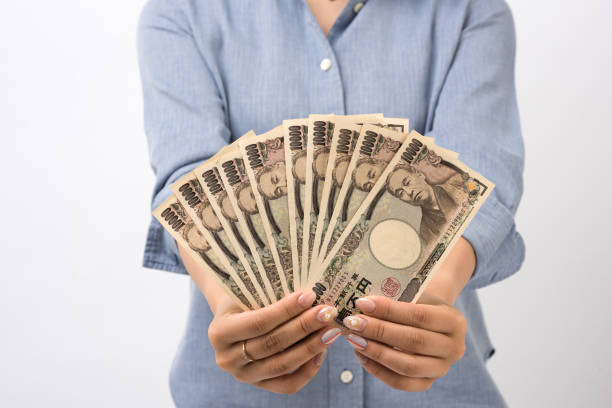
[320,58,332,71]
[339,369,354,384]
[353,2,364,14]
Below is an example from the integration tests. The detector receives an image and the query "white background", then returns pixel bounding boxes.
[1,1,611,406]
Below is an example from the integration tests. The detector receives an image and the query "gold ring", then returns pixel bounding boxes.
[242,340,255,363]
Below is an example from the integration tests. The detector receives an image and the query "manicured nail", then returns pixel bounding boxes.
[321,328,342,345]
[355,352,368,365]
[355,297,376,313]
[313,350,327,367]
[346,333,367,351]
[298,291,316,308]
[317,306,338,322]
[343,316,367,332]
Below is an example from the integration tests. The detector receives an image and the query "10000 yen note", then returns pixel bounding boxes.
[303,114,383,282]
[310,115,400,271]
[309,130,493,325]
[216,144,286,301]
[282,118,308,289]
[153,195,255,310]
[312,121,362,270]
[317,124,409,270]
[239,128,294,293]
[172,172,268,307]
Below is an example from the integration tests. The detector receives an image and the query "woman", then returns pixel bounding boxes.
[138,0,525,406]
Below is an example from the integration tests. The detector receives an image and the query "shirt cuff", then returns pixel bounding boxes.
[462,194,524,289]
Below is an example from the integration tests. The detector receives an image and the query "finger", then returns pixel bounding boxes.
[355,296,461,334]
[243,305,338,361]
[354,351,435,392]
[351,339,449,378]
[219,291,317,343]
[253,350,327,394]
[342,317,458,359]
[237,327,341,383]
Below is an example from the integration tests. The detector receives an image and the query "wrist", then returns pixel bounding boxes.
[425,237,476,304]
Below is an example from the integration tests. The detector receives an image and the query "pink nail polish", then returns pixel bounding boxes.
[298,291,316,308]
[317,306,338,322]
[343,316,367,331]
[346,333,367,351]
[321,328,342,345]
[355,297,376,313]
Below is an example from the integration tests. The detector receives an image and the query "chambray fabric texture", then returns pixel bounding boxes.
[138,0,525,406]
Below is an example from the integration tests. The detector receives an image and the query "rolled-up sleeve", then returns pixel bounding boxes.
[138,0,230,274]
[425,0,525,289]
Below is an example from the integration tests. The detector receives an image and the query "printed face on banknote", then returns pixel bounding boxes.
[236,183,259,214]
[154,195,254,310]
[199,200,223,231]
[183,221,210,252]
[313,147,329,179]
[257,161,288,199]
[386,164,435,207]
[332,155,351,187]
[308,131,493,325]
[352,158,388,192]
[218,190,238,221]
[239,129,294,294]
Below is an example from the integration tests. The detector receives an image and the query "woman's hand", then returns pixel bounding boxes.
[342,292,467,392]
[207,291,341,394]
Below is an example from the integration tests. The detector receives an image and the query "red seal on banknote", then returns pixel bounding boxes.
[381,277,400,297]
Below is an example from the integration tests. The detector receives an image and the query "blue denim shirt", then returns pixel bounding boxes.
[138,0,525,406]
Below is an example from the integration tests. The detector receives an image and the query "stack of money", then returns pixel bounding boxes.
[153,114,493,324]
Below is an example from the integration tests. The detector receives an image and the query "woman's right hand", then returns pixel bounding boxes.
[207,291,341,394]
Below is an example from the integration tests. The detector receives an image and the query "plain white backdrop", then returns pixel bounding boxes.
[1,1,610,406]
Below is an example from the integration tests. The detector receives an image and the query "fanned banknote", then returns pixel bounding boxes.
[308,129,493,325]
[216,143,286,301]
[310,115,402,271]
[239,127,294,293]
[282,118,308,290]
[152,113,493,312]
[172,172,269,307]
[317,124,409,270]
[303,114,383,282]
[153,195,255,310]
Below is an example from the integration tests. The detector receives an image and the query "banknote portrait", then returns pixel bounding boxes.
[311,146,329,215]
[332,155,351,188]
[352,157,388,193]
[291,149,307,219]
[234,181,267,248]
[386,163,465,247]
[256,161,288,200]
[217,189,251,253]
[254,161,288,236]
[197,199,223,232]
[236,182,259,215]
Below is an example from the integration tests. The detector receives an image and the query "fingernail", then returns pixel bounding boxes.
[355,352,368,365]
[298,291,316,308]
[343,316,367,331]
[321,328,342,345]
[355,297,376,313]
[313,350,327,367]
[346,333,367,351]
[317,306,338,322]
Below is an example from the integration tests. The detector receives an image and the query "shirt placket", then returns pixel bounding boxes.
[301,4,367,407]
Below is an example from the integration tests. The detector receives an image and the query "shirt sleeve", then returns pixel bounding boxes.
[138,0,230,274]
[425,0,525,289]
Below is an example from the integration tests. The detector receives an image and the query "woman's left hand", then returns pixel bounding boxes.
[342,292,467,392]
